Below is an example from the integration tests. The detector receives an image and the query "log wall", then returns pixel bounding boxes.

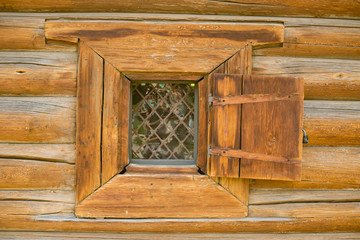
[0,5,359,237]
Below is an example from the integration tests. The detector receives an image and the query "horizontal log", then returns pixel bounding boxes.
[0,51,77,96]
[251,147,360,189]
[0,144,75,163]
[0,200,73,215]
[249,202,360,218]
[0,190,74,203]
[254,43,360,60]
[303,101,360,146]
[0,17,45,49]
[0,97,75,143]
[0,215,359,233]
[249,189,360,205]
[0,159,74,190]
[253,56,360,101]
[1,232,359,239]
[1,1,359,19]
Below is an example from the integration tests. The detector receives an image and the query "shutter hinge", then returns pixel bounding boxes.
[209,94,213,107]
[208,145,212,156]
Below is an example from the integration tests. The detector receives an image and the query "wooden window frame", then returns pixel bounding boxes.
[45,20,286,218]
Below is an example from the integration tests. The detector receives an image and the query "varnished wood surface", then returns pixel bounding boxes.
[1,0,359,19]
[76,41,103,203]
[76,174,248,218]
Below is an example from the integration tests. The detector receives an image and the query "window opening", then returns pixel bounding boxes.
[130,82,197,165]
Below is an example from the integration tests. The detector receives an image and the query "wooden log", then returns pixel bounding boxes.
[254,43,360,60]
[0,190,74,203]
[1,232,359,240]
[253,56,360,101]
[0,201,73,215]
[76,41,103,203]
[2,1,360,19]
[250,189,360,205]
[249,202,360,218]
[0,97,75,143]
[303,101,360,146]
[0,51,77,96]
[251,147,360,189]
[0,159,74,190]
[0,215,359,233]
[0,17,45,49]
[0,144,75,164]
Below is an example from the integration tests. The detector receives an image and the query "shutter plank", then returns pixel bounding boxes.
[76,41,104,203]
[211,74,242,177]
[241,75,303,181]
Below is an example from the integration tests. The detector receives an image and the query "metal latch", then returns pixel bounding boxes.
[302,129,309,144]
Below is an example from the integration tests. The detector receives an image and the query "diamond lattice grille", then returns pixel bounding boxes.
[131,83,195,160]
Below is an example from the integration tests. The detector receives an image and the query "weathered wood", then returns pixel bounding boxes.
[0,97,75,143]
[254,43,360,60]
[45,21,283,78]
[251,147,360,189]
[0,51,76,96]
[211,74,242,178]
[0,159,74,190]
[2,1,360,19]
[0,143,75,164]
[76,41,103,203]
[102,62,130,184]
[196,77,208,172]
[241,75,303,181]
[1,232,359,240]
[1,215,359,233]
[250,189,360,205]
[303,101,360,146]
[0,201,73,215]
[76,174,248,218]
[253,56,360,101]
[286,26,360,47]
[0,17,45,49]
[249,202,360,218]
[0,190,74,203]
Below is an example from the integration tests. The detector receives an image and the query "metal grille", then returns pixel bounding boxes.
[131,82,195,160]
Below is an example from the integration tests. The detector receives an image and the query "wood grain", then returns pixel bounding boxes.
[101,62,130,184]
[250,189,360,205]
[0,97,75,143]
[241,75,303,181]
[0,143,75,164]
[251,147,360,189]
[253,56,360,101]
[249,202,360,218]
[76,174,248,218]
[0,17,45,49]
[197,77,208,173]
[0,51,76,96]
[0,201,73,215]
[0,190,74,203]
[1,232,360,240]
[303,101,360,146]
[0,159,74,190]
[2,1,360,19]
[76,41,103,203]
[0,215,359,233]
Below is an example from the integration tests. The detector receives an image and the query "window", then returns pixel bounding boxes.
[131,82,197,165]
[45,20,300,219]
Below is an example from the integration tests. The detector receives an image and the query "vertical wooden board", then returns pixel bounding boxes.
[102,61,121,184]
[211,74,242,178]
[241,75,303,181]
[119,74,130,170]
[76,41,103,203]
[197,77,208,172]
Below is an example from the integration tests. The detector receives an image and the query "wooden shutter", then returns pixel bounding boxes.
[210,74,303,181]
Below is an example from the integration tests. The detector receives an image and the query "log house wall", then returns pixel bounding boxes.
[0,3,359,237]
